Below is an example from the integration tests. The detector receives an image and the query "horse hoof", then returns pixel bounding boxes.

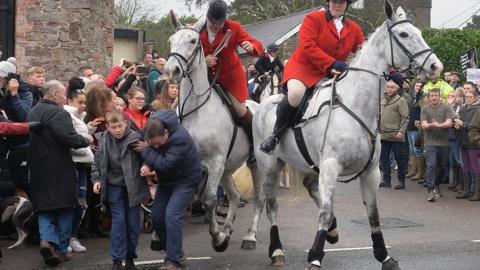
[212,234,230,252]
[241,240,256,250]
[271,255,286,267]
[304,263,322,270]
[326,228,339,244]
[382,258,401,270]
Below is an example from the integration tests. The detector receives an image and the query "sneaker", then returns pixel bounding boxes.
[433,186,442,198]
[394,183,405,190]
[427,189,435,202]
[70,237,86,252]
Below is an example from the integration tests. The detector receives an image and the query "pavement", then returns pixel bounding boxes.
[2,173,480,270]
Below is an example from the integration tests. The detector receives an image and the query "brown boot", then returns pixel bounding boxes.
[411,156,425,180]
[406,155,418,178]
[448,165,460,190]
[39,241,59,266]
[456,171,471,199]
[470,174,480,201]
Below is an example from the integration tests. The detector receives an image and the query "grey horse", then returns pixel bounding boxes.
[250,1,442,269]
[165,11,263,253]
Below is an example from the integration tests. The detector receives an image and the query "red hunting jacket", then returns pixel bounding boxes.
[282,10,365,87]
[200,20,263,102]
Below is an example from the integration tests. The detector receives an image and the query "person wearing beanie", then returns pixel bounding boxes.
[7,57,16,66]
[379,72,410,190]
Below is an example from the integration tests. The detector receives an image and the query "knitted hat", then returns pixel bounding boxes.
[0,61,16,79]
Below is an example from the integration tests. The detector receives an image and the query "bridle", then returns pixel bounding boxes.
[167,27,214,123]
[387,19,434,77]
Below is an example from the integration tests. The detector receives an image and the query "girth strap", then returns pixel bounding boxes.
[226,125,237,160]
[293,127,319,174]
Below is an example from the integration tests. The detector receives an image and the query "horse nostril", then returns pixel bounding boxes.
[431,63,438,72]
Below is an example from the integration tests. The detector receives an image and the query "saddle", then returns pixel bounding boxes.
[292,80,338,126]
[212,83,243,127]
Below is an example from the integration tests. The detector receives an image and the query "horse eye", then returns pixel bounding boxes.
[190,39,196,44]
[399,32,409,38]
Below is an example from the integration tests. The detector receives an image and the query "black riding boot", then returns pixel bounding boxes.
[241,108,256,164]
[259,96,296,155]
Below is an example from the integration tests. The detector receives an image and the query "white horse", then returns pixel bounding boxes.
[250,1,442,269]
[257,72,281,103]
[165,11,263,253]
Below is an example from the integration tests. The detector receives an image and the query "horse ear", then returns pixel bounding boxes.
[384,0,394,20]
[169,10,183,30]
[396,7,407,20]
[193,15,206,32]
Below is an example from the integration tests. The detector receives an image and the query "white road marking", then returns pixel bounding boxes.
[471,240,480,243]
[305,246,392,253]
[133,257,212,266]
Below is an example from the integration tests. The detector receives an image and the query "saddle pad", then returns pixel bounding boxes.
[297,82,333,124]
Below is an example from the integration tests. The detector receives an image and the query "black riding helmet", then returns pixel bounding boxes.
[267,44,279,52]
[207,0,227,25]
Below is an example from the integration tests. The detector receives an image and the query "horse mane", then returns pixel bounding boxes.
[349,21,388,67]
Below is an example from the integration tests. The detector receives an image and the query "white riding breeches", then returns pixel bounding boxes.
[286,79,307,108]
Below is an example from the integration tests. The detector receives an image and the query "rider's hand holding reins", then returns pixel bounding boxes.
[206,55,218,67]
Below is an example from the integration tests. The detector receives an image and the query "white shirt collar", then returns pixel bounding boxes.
[333,16,344,37]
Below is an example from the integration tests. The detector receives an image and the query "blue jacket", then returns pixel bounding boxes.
[140,110,202,187]
[0,82,33,122]
[146,67,162,104]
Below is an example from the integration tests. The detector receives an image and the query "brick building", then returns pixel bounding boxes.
[0,0,114,81]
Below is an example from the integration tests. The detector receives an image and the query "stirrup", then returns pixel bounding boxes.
[259,135,279,155]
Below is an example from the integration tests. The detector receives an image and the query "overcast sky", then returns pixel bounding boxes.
[150,0,480,29]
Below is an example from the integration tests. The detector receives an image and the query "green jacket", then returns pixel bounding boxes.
[468,108,480,148]
[380,94,409,142]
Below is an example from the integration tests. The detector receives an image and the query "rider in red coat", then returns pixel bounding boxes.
[260,0,365,154]
[201,0,263,160]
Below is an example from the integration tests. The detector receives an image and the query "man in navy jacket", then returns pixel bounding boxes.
[138,110,201,270]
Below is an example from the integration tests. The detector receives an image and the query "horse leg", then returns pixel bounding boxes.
[265,159,286,266]
[360,166,401,270]
[302,172,339,245]
[241,161,265,250]
[307,158,341,269]
[204,162,230,252]
[220,171,240,238]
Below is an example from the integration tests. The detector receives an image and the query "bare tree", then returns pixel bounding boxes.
[114,0,155,27]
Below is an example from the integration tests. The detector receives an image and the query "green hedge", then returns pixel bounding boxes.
[422,28,480,81]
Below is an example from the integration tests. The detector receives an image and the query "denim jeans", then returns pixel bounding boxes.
[38,208,75,255]
[449,140,462,166]
[72,164,89,237]
[380,140,408,184]
[107,185,141,261]
[407,130,423,157]
[151,183,196,266]
[424,145,449,189]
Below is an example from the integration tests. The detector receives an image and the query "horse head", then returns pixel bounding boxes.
[166,10,206,82]
[382,0,442,80]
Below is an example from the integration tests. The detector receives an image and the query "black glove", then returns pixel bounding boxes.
[330,61,348,73]
[28,122,42,132]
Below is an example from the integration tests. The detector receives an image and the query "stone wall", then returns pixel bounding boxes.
[15,0,114,81]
